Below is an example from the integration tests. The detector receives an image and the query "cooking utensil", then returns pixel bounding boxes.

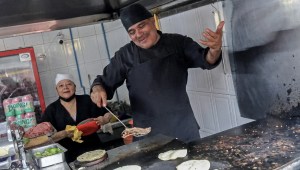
[104,107,151,138]
[104,107,128,129]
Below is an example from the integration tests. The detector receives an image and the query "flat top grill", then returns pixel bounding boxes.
[188,116,300,169]
[70,116,300,169]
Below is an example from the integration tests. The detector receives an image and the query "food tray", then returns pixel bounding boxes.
[28,143,67,168]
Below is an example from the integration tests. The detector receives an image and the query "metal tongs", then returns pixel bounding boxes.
[104,106,128,129]
[104,106,151,138]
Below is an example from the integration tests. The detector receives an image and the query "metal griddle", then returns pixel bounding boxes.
[69,134,188,170]
[70,116,300,169]
[102,139,187,170]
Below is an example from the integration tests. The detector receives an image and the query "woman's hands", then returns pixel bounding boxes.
[93,112,112,126]
[51,130,74,142]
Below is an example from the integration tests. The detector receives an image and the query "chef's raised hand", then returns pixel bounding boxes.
[200,21,224,49]
[200,21,224,64]
[91,85,107,107]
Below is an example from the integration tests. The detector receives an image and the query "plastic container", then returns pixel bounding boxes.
[123,135,133,144]
[29,143,67,168]
[123,119,134,144]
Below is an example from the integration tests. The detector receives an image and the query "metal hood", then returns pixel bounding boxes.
[0,0,216,37]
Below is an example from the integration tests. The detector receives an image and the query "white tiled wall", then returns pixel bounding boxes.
[3,36,25,50]
[0,40,5,51]
[0,2,252,138]
[0,24,129,106]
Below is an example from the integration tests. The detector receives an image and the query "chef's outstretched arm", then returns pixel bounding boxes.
[200,21,224,65]
[91,85,108,107]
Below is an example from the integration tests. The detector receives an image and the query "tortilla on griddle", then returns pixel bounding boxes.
[158,149,187,161]
[176,160,210,170]
[114,165,141,170]
[76,149,106,162]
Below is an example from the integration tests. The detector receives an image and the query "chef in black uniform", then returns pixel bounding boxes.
[90,4,224,143]
[42,73,111,163]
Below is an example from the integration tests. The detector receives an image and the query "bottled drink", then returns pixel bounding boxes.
[6,116,16,123]
[12,97,24,115]
[24,112,37,128]
[3,98,14,117]
[22,94,34,113]
[16,114,25,120]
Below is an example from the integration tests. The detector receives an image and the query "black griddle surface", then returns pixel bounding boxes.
[70,116,300,169]
[102,139,187,170]
[187,116,300,169]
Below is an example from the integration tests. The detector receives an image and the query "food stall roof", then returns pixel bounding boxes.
[0,0,218,37]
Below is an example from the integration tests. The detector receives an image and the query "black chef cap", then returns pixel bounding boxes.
[120,3,153,31]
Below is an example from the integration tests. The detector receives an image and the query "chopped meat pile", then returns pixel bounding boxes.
[24,122,55,138]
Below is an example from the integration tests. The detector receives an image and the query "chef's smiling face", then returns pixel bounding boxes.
[128,17,160,49]
[56,80,76,98]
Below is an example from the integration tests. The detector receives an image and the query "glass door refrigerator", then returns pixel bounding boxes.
[0,47,45,126]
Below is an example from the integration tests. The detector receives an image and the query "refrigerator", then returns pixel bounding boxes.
[0,47,45,124]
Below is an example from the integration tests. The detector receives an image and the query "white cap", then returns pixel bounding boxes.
[55,74,74,85]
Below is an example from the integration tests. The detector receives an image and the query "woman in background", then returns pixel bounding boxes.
[42,73,111,163]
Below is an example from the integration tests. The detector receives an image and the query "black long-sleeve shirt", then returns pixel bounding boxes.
[91,31,222,99]
[90,31,222,142]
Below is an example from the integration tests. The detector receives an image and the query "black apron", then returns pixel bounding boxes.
[126,45,200,143]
